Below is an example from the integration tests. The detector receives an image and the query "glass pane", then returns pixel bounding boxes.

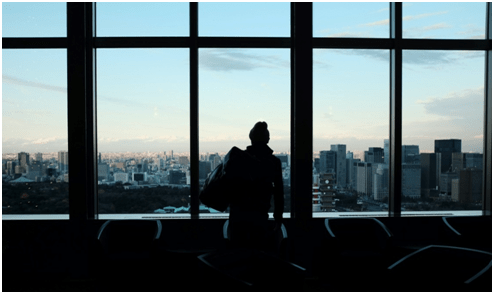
[2,2,66,37]
[314,2,390,38]
[403,2,486,39]
[199,3,290,37]
[2,49,68,215]
[403,50,484,212]
[96,2,189,37]
[313,49,389,215]
[97,49,190,215]
[199,48,290,217]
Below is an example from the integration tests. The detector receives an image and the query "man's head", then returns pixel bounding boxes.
[249,121,270,145]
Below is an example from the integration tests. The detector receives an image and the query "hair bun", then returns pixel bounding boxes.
[249,121,270,144]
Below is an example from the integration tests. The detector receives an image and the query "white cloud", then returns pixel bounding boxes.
[421,22,451,31]
[403,11,448,21]
[3,75,67,93]
[200,49,289,72]
[360,19,389,27]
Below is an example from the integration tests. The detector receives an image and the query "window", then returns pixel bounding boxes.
[2,2,66,37]
[2,3,491,220]
[96,49,190,215]
[402,50,485,211]
[313,49,389,215]
[199,48,291,216]
[2,49,69,215]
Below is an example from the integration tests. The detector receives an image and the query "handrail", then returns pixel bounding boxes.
[442,216,462,236]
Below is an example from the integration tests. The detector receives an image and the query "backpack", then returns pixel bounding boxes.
[199,146,261,212]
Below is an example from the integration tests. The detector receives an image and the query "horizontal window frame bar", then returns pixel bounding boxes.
[314,38,491,50]
[95,37,291,48]
[2,37,68,49]
[197,37,290,48]
[401,39,491,51]
[95,36,190,48]
[4,37,490,51]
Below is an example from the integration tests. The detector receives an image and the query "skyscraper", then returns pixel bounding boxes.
[373,164,389,201]
[420,153,441,198]
[17,152,30,173]
[319,151,337,174]
[58,151,69,173]
[356,162,372,195]
[435,139,461,173]
[384,139,389,164]
[402,163,421,198]
[451,168,482,203]
[330,144,347,188]
[365,147,384,164]
[402,145,420,164]
[34,152,43,162]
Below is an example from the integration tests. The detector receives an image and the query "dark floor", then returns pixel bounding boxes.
[3,216,492,292]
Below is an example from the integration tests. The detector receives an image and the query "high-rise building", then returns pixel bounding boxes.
[18,152,30,173]
[435,139,461,173]
[178,156,190,166]
[275,154,289,168]
[384,139,389,164]
[373,164,389,201]
[199,161,212,180]
[169,170,186,185]
[464,153,483,170]
[319,151,336,174]
[345,152,354,189]
[356,162,372,195]
[330,144,347,188]
[402,145,420,164]
[452,152,483,172]
[420,153,441,198]
[350,159,361,190]
[6,161,17,176]
[34,152,43,162]
[365,147,384,164]
[451,168,482,203]
[58,151,69,173]
[440,171,458,196]
[313,158,320,174]
[402,164,421,198]
[98,163,110,181]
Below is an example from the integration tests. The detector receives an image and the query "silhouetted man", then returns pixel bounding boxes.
[229,121,284,251]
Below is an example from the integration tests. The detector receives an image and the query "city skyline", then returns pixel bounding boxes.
[2,2,488,154]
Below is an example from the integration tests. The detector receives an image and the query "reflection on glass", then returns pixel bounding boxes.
[97,49,190,215]
[403,50,484,211]
[2,49,68,214]
[313,49,389,215]
[199,3,290,37]
[313,2,389,38]
[96,2,189,37]
[2,2,66,37]
[199,48,290,215]
[403,2,486,39]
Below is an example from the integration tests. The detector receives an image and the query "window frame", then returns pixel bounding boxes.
[2,2,491,220]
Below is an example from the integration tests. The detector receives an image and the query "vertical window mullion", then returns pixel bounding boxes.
[291,3,313,221]
[190,2,199,219]
[483,2,492,216]
[86,2,97,220]
[67,2,93,221]
[389,2,402,217]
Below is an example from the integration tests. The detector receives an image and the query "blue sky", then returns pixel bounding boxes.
[2,2,488,155]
